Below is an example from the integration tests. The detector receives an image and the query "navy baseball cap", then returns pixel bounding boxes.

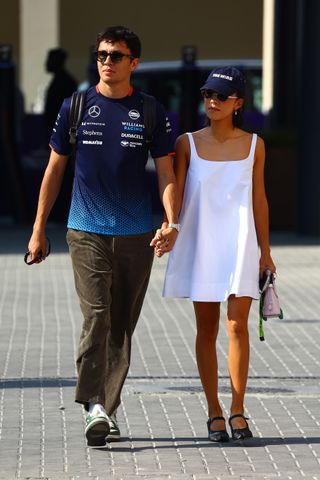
[200,66,246,96]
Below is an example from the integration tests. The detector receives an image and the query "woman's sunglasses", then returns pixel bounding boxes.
[94,50,134,64]
[201,90,238,102]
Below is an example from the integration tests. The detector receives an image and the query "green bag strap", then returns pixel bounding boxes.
[259,292,266,341]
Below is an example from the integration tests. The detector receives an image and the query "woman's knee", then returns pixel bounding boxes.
[226,317,248,339]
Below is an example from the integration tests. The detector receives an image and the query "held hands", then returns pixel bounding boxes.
[150,226,178,257]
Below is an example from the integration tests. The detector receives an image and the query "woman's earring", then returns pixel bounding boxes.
[234,109,238,116]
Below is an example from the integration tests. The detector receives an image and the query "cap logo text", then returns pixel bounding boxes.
[212,73,233,81]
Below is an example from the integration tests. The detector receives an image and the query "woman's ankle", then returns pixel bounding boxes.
[208,406,224,419]
[230,404,244,416]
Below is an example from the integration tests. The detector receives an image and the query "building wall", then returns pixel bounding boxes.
[1,0,19,62]
[1,0,263,110]
[60,0,263,85]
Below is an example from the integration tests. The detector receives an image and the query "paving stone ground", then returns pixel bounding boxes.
[0,225,320,480]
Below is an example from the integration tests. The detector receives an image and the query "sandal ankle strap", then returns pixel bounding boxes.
[229,413,249,425]
[229,414,249,421]
[208,416,226,422]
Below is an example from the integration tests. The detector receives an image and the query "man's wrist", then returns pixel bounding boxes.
[33,224,46,234]
[168,223,181,232]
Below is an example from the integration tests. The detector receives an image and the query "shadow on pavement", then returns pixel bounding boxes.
[0,376,77,388]
[95,436,320,451]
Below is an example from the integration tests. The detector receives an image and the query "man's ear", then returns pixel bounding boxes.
[130,57,139,72]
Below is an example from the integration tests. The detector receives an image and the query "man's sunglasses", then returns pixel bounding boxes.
[94,50,134,64]
[24,237,51,265]
[201,90,238,102]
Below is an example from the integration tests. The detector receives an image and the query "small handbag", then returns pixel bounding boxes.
[259,269,283,341]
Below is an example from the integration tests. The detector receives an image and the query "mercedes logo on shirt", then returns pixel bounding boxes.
[88,105,101,118]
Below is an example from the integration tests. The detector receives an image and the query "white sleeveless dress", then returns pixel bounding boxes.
[163,132,260,301]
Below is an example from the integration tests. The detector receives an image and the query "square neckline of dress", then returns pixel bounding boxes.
[189,132,255,163]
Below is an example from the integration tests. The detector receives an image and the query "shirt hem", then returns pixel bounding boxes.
[67,224,153,236]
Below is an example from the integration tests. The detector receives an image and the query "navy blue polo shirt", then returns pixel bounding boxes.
[50,86,173,235]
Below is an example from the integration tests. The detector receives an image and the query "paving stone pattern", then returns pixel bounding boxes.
[0,226,319,479]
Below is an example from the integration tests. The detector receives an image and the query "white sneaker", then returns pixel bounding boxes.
[85,404,110,446]
[107,411,121,441]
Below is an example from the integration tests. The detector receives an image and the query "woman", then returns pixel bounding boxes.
[153,66,276,442]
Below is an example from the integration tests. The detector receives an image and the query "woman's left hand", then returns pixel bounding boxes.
[259,253,276,277]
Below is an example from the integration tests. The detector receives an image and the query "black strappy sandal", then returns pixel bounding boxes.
[207,416,230,442]
[228,414,253,441]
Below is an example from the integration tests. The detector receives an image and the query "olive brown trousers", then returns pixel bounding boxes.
[67,229,154,415]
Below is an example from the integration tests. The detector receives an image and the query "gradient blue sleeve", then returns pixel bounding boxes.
[49,97,73,156]
[150,101,174,159]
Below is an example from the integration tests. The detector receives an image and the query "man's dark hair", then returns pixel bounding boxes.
[95,26,141,58]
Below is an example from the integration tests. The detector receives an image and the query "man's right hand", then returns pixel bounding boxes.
[28,230,47,263]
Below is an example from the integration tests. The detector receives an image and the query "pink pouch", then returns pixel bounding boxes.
[259,270,283,341]
[262,280,281,318]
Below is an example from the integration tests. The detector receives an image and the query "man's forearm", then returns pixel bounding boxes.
[33,174,62,231]
[33,154,68,231]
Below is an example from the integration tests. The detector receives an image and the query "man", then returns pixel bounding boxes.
[28,26,179,446]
